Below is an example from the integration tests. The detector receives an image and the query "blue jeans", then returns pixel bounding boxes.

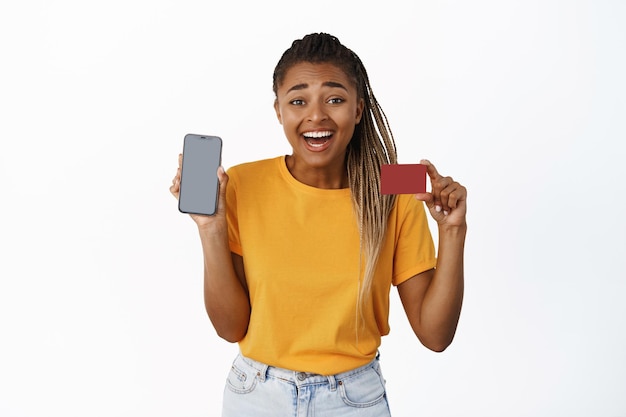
[222,353,392,416]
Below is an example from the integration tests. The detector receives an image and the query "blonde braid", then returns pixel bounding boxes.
[347,77,397,321]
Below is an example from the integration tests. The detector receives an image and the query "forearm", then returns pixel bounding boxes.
[198,225,250,342]
[420,223,466,351]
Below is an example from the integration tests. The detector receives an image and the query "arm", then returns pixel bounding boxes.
[198,225,250,343]
[398,159,467,352]
[171,155,250,342]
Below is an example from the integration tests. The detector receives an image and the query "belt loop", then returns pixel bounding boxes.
[327,374,337,391]
[257,362,269,382]
[244,354,269,382]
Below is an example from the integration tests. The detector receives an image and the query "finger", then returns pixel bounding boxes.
[420,159,442,182]
[415,192,442,217]
[169,179,179,198]
[438,181,463,214]
[172,166,180,183]
[421,159,446,210]
[442,183,467,211]
[414,192,434,208]
[215,166,229,215]
[170,156,183,198]
[431,176,454,212]
[437,178,455,212]
[169,186,177,196]
[415,192,447,222]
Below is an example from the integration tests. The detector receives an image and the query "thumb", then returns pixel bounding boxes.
[414,192,433,206]
[216,166,229,213]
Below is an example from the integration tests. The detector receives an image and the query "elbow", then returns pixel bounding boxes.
[216,327,247,343]
[208,313,249,343]
[418,333,456,353]
[427,341,451,353]
[412,318,460,352]
[205,304,250,343]
[219,334,242,343]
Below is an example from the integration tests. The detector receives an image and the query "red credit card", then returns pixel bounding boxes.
[380,164,427,195]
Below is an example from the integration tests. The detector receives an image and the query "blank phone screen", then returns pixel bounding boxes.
[178,134,222,215]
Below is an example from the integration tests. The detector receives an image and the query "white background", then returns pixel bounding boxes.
[1,1,625,416]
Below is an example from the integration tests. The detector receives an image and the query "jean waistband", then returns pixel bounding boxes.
[238,352,380,389]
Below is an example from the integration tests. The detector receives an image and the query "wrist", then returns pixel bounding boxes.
[197,222,228,242]
[438,222,467,238]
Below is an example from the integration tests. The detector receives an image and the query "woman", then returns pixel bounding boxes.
[171,33,467,417]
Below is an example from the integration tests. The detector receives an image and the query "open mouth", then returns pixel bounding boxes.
[303,131,333,148]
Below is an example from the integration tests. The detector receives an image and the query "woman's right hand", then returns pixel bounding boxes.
[170,153,229,230]
[171,154,249,342]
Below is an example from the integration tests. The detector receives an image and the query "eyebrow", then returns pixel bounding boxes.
[286,81,348,94]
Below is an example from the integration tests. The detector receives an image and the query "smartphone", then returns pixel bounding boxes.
[178,134,223,216]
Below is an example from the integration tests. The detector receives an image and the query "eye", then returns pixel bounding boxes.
[328,97,344,104]
[290,99,305,106]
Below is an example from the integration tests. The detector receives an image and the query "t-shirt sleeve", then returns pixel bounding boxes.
[226,167,243,255]
[391,195,437,286]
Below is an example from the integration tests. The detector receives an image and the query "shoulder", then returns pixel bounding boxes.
[387,194,431,237]
[392,194,428,218]
[227,156,283,181]
[227,156,281,173]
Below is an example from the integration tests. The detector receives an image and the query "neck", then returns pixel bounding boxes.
[285,155,348,189]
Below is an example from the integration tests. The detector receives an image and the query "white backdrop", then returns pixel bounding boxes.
[1,1,625,416]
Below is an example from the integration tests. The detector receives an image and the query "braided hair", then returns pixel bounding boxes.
[273,33,398,322]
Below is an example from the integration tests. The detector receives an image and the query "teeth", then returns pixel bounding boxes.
[303,131,332,138]
[307,141,328,148]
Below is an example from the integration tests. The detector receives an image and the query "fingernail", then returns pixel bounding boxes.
[443,210,449,216]
[435,205,442,213]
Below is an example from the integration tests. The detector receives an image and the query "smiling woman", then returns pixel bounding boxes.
[274,62,364,188]
[169,32,467,417]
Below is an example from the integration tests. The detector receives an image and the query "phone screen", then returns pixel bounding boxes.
[178,134,222,215]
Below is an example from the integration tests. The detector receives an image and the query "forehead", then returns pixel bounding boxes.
[278,62,356,91]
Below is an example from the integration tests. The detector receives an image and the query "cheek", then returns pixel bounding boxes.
[277,107,297,125]
[280,115,299,132]
[278,113,302,138]
[338,108,360,129]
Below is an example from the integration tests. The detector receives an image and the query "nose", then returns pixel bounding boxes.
[306,100,328,122]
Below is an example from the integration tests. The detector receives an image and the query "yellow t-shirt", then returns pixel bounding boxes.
[226,156,436,375]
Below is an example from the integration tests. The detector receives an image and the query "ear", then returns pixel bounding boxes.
[355,98,365,124]
[274,99,283,125]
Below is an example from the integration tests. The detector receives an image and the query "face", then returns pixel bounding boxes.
[274,62,364,177]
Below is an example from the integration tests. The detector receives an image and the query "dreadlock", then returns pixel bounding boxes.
[273,33,398,324]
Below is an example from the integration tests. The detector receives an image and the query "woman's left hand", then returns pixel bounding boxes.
[414,159,467,227]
